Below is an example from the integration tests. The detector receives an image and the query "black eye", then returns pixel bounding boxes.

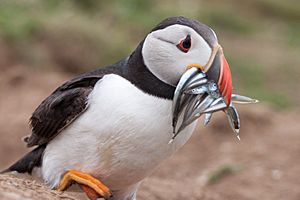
[177,35,191,53]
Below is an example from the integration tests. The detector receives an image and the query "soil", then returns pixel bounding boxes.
[0,67,299,200]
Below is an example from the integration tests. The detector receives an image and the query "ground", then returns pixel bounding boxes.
[0,67,299,200]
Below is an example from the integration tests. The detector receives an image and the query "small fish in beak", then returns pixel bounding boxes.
[171,45,258,141]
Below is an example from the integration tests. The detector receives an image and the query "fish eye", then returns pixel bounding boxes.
[177,35,191,53]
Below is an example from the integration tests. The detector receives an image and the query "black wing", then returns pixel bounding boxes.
[24,61,126,147]
[25,75,101,147]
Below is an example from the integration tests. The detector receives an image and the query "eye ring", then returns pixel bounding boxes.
[177,35,191,53]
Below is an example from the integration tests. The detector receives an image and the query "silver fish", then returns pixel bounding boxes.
[184,85,208,95]
[171,67,258,141]
[225,103,240,140]
[172,94,193,133]
[204,113,213,126]
[231,94,259,104]
[184,72,207,88]
[173,95,214,138]
[183,77,208,92]
[172,67,199,131]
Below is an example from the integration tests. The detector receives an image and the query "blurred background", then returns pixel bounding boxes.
[0,0,299,199]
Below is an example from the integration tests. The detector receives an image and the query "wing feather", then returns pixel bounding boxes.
[25,76,102,147]
[24,63,125,147]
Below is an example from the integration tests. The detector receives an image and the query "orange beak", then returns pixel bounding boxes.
[205,45,232,106]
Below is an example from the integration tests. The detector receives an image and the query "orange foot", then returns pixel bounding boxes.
[57,169,112,200]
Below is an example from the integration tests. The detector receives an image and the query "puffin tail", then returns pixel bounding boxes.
[1,144,46,174]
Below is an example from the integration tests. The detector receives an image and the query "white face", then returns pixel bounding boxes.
[142,24,212,86]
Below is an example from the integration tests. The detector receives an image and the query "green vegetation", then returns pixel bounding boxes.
[229,58,291,108]
[0,0,299,108]
[0,2,41,41]
[208,164,242,184]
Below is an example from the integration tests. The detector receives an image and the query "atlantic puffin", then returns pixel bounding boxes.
[3,16,239,200]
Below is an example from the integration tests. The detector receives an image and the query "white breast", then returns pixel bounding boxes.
[42,74,197,191]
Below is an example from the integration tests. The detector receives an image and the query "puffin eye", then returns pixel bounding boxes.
[177,35,191,53]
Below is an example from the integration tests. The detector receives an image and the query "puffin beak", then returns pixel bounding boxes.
[205,45,232,106]
[182,45,233,105]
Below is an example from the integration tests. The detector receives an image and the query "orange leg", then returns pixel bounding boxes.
[79,184,101,200]
[57,169,112,200]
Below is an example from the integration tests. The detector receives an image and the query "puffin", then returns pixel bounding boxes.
[2,16,237,200]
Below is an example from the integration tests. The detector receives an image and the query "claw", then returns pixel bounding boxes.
[58,170,112,200]
[225,104,240,140]
[231,94,259,104]
[204,113,212,126]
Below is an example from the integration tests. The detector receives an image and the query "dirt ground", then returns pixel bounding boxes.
[0,67,299,200]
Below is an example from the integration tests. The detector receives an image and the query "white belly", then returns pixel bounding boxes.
[42,74,197,190]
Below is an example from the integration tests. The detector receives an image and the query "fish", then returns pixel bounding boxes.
[171,67,258,140]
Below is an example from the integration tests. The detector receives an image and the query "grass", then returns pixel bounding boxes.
[229,58,292,109]
[208,164,242,184]
[200,6,255,35]
[0,3,41,42]
[287,24,300,47]
[254,0,300,22]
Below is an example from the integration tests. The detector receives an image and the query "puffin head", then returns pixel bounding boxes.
[142,16,232,105]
